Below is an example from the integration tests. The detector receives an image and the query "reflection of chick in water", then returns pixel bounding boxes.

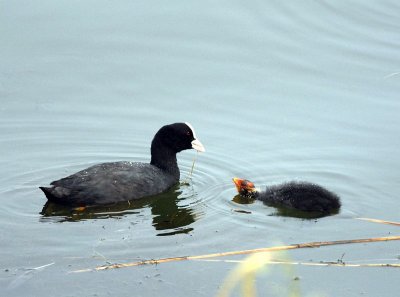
[40,185,196,235]
[232,178,341,218]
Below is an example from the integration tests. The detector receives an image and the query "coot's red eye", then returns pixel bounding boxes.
[186,131,191,136]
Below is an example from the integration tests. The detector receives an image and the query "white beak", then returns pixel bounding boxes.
[191,138,205,152]
[185,122,205,152]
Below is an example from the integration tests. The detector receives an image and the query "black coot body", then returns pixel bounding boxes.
[40,122,205,206]
[233,178,340,215]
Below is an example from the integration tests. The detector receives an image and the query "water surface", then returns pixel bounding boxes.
[1,1,400,296]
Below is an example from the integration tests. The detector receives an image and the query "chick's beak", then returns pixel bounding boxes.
[191,138,205,152]
[232,177,244,193]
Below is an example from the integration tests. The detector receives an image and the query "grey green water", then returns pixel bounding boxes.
[1,1,399,296]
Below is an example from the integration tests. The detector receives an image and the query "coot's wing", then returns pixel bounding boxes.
[45,162,177,205]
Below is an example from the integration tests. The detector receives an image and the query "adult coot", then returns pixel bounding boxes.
[232,178,340,215]
[40,122,205,206]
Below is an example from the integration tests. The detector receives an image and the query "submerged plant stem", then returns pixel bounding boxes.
[181,151,197,185]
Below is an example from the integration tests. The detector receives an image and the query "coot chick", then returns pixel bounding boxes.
[232,178,340,215]
[40,122,205,206]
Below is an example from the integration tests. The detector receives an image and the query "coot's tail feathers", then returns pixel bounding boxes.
[39,186,53,198]
[39,186,64,204]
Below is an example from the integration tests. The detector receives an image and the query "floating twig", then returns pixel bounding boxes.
[30,262,55,271]
[356,217,400,227]
[71,235,400,273]
[383,72,400,79]
[195,259,400,268]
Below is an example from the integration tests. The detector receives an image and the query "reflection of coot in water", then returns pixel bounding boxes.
[233,178,341,218]
[41,184,197,235]
[149,187,197,236]
[39,123,205,206]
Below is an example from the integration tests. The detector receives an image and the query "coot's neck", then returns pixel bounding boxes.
[150,139,180,179]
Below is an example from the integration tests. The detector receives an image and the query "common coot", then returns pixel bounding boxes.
[232,178,340,215]
[40,122,205,206]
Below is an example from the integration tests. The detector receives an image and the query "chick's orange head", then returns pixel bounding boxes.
[232,177,256,193]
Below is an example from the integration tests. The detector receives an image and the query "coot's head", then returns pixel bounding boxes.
[152,122,205,153]
[232,177,257,198]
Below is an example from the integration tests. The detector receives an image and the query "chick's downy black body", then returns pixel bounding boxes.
[233,178,340,215]
[257,181,341,214]
[40,122,205,206]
